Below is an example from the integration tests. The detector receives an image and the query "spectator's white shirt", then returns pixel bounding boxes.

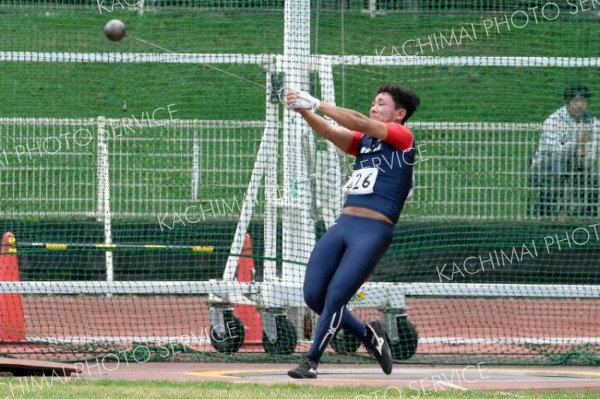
[535,106,599,164]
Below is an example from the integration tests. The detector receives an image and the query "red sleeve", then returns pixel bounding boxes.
[345,131,364,156]
[384,123,414,151]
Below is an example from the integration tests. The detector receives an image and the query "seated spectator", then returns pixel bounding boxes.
[531,85,599,217]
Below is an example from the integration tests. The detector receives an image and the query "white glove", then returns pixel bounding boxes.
[291,90,321,112]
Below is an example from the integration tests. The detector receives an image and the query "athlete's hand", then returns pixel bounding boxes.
[287,89,320,112]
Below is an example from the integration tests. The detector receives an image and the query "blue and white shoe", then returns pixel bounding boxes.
[288,358,318,379]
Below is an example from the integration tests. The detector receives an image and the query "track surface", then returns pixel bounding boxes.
[72,362,600,393]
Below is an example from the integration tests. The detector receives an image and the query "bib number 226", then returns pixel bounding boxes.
[343,167,378,195]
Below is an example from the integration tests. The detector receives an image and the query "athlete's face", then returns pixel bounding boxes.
[369,92,406,124]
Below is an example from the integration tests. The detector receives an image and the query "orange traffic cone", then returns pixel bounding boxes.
[234,234,263,346]
[0,232,26,341]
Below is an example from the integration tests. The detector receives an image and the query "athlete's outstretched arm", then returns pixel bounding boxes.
[318,102,388,141]
[287,89,412,153]
[295,109,356,153]
[286,89,387,140]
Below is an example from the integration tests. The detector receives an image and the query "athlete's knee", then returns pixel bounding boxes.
[324,291,353,313]
[303,286,324,314]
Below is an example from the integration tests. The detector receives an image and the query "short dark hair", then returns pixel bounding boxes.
[563,84,591,102]
[378,84,420,123]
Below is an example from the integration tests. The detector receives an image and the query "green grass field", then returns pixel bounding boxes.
[0,8,598,120]
[1,6,598,221]
[0,379,598,399]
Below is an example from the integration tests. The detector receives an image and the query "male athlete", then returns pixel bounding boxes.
[286,85,420,379]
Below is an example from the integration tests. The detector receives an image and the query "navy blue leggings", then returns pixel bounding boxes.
[304,214,394,363]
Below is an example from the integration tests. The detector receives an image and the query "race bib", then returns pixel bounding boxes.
[343,167,378,195]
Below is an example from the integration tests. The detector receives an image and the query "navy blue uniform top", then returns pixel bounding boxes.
[343,123,415,224]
